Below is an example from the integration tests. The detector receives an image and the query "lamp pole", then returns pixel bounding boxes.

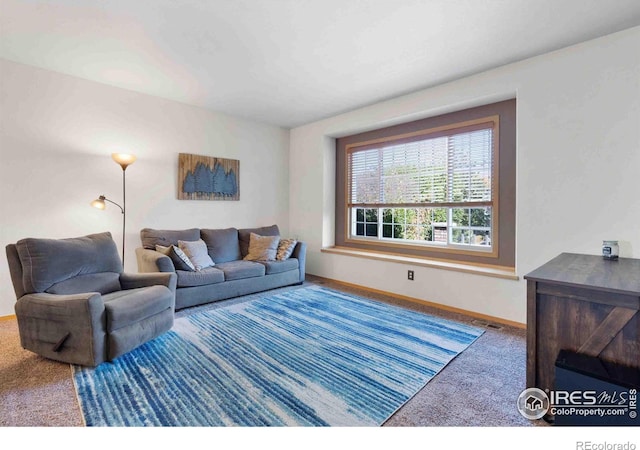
[111,153,136,269]
[122,165,126,269]
[91,154,136,270]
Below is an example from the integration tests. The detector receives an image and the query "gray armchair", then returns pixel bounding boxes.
[6,232,177,367]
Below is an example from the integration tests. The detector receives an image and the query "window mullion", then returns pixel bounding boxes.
[378,148,384,204]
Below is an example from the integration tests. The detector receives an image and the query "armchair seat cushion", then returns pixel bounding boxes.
[215,261,265,281]
[176,267,224,287]
[258,258,299,275]
[46,272,121,295]
[103,285,173,332]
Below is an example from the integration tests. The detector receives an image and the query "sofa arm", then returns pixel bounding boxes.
[292,241,307,282]
[136,247,175,273]
[120,272,177,294]
[15,292,107,366]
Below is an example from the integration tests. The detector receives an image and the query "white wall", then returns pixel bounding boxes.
[290,26,640,324]
[0,59,290,317]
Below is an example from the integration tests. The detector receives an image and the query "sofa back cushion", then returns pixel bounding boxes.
[140,228,200,250]
[200,228,241,263]
[15,232,122,294]
[238,225,280,257]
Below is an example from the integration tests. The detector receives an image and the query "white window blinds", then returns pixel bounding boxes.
[348,123,494,207]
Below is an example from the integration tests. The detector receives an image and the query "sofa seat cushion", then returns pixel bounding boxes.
[176,267,224,288]
[257,258,299,275]
[215,261,265,281]
[103,285,173,332]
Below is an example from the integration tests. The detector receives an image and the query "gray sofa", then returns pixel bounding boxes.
[135,224,306,310]
[6,232,176,367]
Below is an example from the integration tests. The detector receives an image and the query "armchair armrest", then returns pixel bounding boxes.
[16,291,104,320]
[119,272,177,293]
[135,247,175,273]
[15,292,107,366]
[292,241,307,282]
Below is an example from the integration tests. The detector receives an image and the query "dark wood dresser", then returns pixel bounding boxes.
[524,253,640,392]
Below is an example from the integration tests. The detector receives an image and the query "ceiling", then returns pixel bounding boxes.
[2,0,640,128]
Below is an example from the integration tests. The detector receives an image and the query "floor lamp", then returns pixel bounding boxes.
[91,153,136,269]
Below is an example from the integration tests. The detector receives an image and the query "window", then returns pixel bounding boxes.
[335,99,515,268]
[348,118,496,254]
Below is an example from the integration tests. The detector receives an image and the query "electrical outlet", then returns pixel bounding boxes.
[407,270,414,280]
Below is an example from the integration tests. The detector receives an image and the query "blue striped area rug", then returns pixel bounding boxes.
[73,286,483,426]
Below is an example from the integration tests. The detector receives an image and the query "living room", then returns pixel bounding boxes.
[1,0,639,447]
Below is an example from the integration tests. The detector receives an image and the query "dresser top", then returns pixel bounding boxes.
[524,252,640,296]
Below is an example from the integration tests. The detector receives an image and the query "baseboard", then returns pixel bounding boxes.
[307,274,526,329]
[0,282,525,328]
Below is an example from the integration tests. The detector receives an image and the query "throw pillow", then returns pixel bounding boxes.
[155,244,196,272]
[243,233,279,261]
[178,239,215,271]
[276,238,297,261]
[238,225,280,257]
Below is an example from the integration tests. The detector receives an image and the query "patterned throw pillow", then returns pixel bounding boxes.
[178,239,215,271]
[155,244,196,272]
[243,233,279,261]
[276,238,297,261]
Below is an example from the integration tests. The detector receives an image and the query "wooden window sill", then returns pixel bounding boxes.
[321,246,519,281]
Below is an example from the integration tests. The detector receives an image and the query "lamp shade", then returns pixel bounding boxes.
[91,196,106,210]
[111,153,136,170]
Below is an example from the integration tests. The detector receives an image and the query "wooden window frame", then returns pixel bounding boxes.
[346,116,499,258]
[334,99,516,269]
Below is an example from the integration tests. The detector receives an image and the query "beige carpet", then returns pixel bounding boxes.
[0,276,538,427]
[0,318,83,426]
